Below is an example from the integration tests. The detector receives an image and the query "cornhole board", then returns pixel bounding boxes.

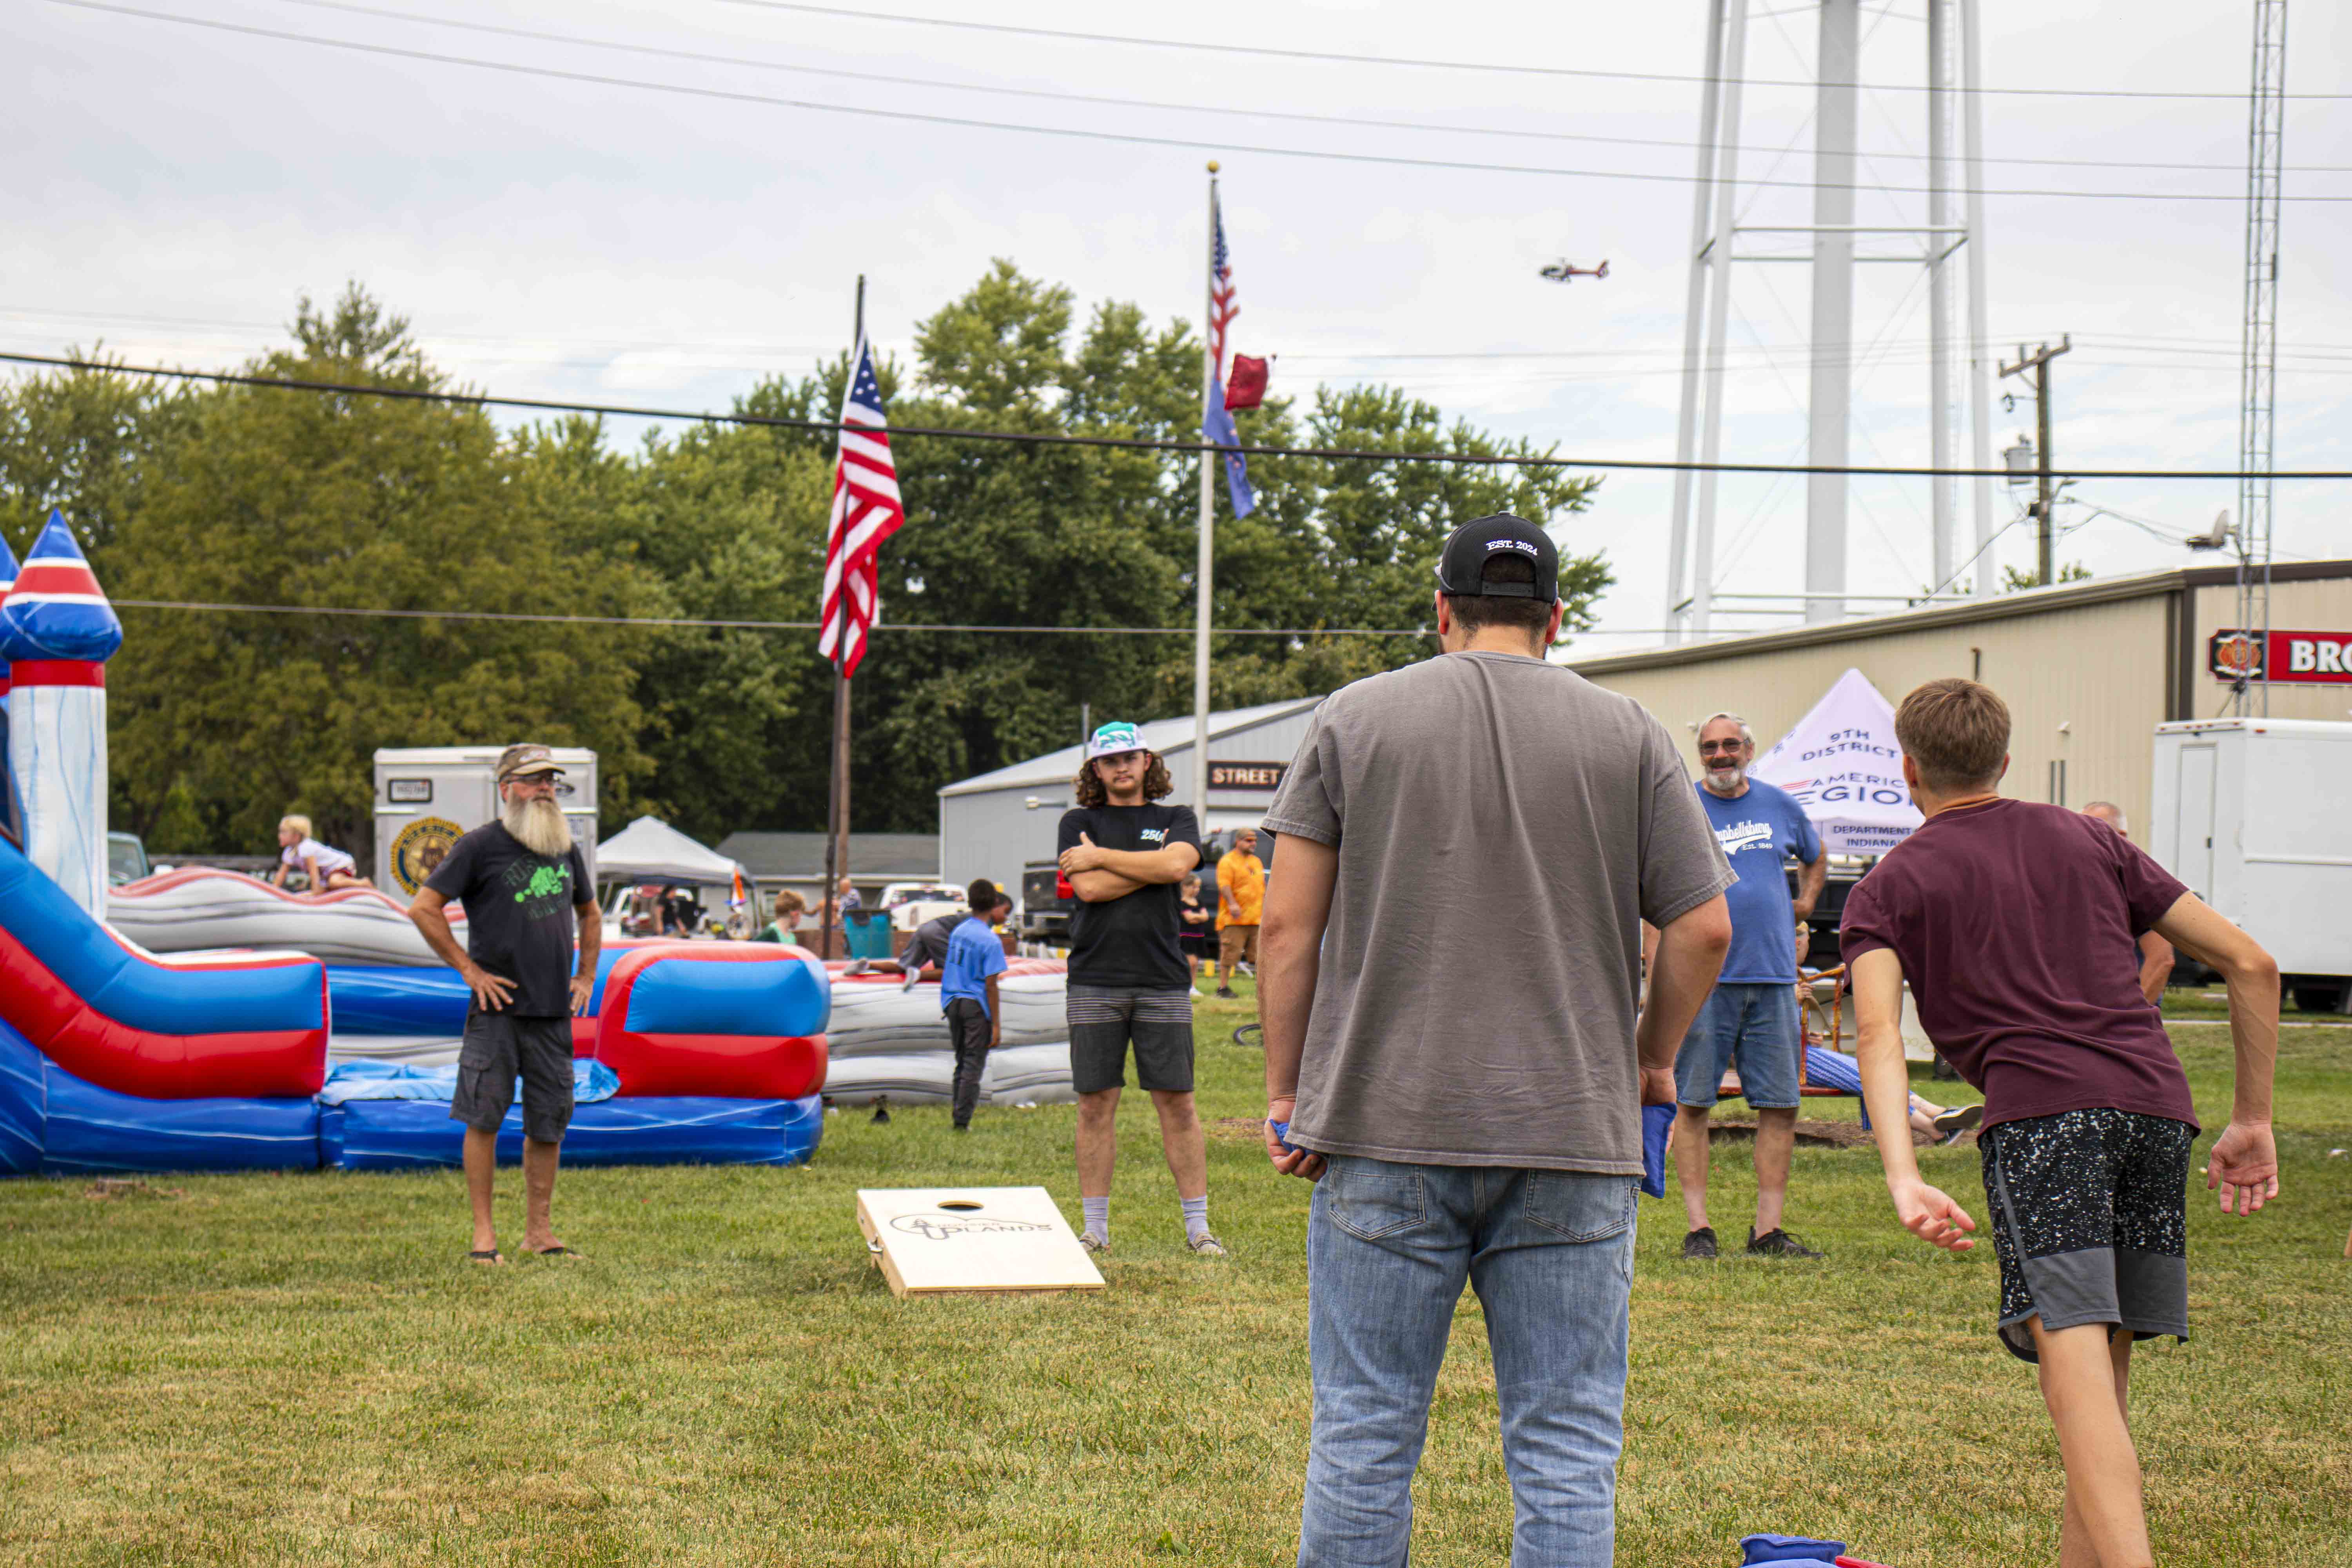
[855,1186,1106,1298]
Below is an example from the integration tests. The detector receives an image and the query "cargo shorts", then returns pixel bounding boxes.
[448,1011,577,1144]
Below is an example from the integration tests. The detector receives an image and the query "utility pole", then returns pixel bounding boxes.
[1999,336,2070,586]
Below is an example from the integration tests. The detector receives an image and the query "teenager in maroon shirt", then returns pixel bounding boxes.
[1843,678,2279,1568]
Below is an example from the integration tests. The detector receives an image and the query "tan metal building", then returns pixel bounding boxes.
[1568,560,2352,838]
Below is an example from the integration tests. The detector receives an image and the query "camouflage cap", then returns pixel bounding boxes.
[495,742,565,782]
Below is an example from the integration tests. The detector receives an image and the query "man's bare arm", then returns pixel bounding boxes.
[570,897,602,1015]
[408,886,515,1011]
[1259,833,1338,1181]
[2151,892,2280,1213]
[2136,930,2174,1006]
[1791,851,1829,923]
[1062,837,1200,901]
[1851,947,1977,1250]
[1635,897,1731,1096]
[1068,868,1148,903]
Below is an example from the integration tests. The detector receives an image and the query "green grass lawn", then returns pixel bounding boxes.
[2,992,2346,1566]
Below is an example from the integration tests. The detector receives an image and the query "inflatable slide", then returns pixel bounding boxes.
[0,828,828,1175]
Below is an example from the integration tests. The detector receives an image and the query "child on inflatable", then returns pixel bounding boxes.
[273,814,365,892]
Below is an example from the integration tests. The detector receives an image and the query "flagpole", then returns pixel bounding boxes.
[1192,162,1218,828]
[822,273,865,962]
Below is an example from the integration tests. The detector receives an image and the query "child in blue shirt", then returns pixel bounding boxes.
[939,878,1014,1129]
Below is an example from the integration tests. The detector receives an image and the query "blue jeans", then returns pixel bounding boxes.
[1674,982,1802,1110]
[1298,1154,1639,1568]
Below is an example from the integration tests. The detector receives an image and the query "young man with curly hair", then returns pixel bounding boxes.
[1056,722,1216,1256]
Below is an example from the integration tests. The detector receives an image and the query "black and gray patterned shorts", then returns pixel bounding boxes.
[1066,985,1194,1095]
[1979,1107,2195,1363]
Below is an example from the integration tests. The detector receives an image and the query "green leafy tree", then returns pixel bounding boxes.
[2001,561,2092,593]
[100,287,661,866]
[0,349,199,559]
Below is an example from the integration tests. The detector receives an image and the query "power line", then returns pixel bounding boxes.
[229,0,2352,180]
[709,0,2352,102]
[44,1,2352,204]
[6,348,2350,481]
[110,597,1431,635]
[18,303,2352,368]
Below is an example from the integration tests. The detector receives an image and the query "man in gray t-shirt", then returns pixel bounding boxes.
[1258,514,1733,1566]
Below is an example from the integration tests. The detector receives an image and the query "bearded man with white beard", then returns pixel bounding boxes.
[408,744,601,1265]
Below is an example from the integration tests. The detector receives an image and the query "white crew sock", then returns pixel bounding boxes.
[1180,1195,1210,1244]
[1082,1196,1109,1241]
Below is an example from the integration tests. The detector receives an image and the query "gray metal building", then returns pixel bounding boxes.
[935,698,1324,891]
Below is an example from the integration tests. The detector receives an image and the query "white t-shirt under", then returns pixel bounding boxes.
[281,838,356,878]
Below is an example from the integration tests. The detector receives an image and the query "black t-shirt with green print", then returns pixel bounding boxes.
[423,823,593,1016]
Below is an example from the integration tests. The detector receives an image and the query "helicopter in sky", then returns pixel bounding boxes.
[1538,259,1610,284]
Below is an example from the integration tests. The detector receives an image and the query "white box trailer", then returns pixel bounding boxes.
[2149,719,2352,1013]
[372,746,598,897]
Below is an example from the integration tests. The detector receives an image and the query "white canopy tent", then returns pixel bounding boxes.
[1749,668,1922,856]
[595,816,748,887]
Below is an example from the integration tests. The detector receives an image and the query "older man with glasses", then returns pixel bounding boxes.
[1667,711,1829,1261]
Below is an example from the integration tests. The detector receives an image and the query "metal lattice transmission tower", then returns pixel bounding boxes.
[2233,0,2287,715]
[1663,0,1997,642]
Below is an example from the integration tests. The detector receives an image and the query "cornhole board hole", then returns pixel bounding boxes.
[856,1186,1106,1298]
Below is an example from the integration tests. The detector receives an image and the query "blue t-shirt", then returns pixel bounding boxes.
[1694,779,1821,983]
[939,915,1009,1015]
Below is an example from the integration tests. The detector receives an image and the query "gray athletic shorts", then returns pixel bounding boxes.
[1980,1107,2194,1363]
[1067,985,1194,1094]
[448,1011,577,1143]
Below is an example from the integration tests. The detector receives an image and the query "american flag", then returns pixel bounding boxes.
[817,334,906,679]
[1210,191,1238,381]
[1203,187,1255,518]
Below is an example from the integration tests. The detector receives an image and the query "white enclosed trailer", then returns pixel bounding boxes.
[372,746,598,897]
[2149,719,2352,1013]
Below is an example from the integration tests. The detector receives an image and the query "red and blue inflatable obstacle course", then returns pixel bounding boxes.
[0,828,830,1174]
[318,944,830,1170]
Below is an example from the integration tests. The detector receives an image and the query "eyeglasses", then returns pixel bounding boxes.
[1697,740,1748,756]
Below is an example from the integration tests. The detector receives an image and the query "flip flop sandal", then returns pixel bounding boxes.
[533,1246,574,1258]
[468,1249,505,1265]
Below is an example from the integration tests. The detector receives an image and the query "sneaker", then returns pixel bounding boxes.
[1682,1226,1719,1261]
[1746,1227,1825,1259]
[1078,1231,1109,1255]
[845,958,871,976]
[1932,1104,1984,1143]
[1186,1233,1228,1258]
[1189,986,1203,998]
[900,967,920,993]
[1216,987,1236,999]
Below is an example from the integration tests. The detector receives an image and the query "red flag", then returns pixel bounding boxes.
[1224,354,1269,411]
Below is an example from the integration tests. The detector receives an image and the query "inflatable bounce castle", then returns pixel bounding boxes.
[0,513,1071,1178]
[0,515,837,1173]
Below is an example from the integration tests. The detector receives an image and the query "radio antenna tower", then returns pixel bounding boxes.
[1663,0,1996,642]
[2232,0,2288,715]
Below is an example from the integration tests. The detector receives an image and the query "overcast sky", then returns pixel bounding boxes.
[10,0,2348,652]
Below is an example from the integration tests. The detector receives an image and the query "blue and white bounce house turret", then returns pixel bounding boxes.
[0,532,18,839]
[0,512,123,916]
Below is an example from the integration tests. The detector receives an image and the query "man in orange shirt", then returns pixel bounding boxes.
[1214,828,1266,1000]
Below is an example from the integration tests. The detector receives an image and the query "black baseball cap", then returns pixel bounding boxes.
[1435,514,1559,602]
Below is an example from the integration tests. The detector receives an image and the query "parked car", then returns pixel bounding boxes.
[1020,862,1072,944]
[878,880,963,931]
[106,831,151,886]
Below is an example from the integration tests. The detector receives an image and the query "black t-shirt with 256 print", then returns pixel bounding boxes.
[424,823,593,1016]
[1056,803,1203,990]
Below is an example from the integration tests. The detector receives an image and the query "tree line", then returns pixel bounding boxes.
[0,269,1609,865]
